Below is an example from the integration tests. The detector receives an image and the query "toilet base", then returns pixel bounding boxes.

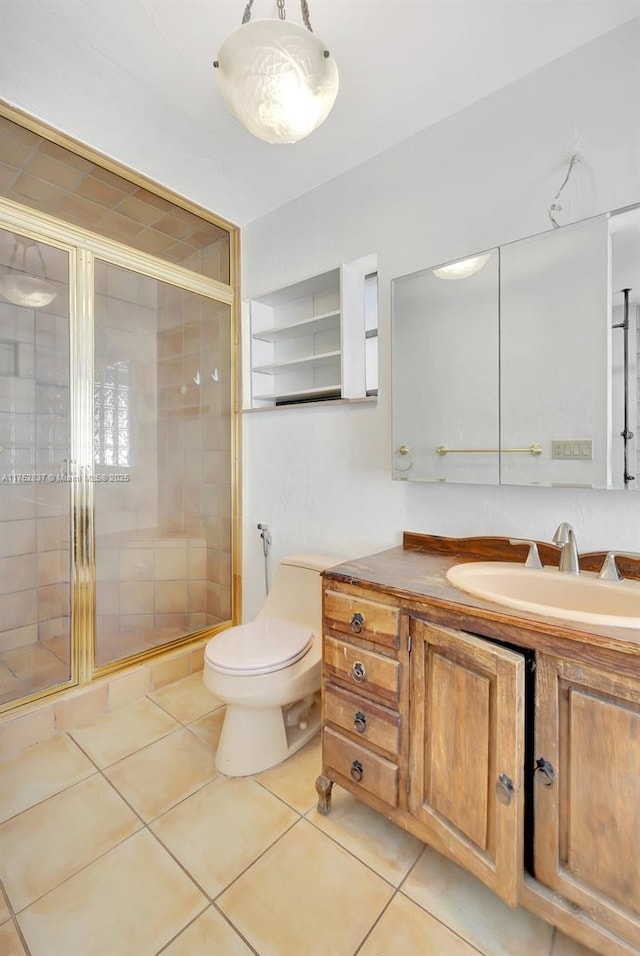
[215,695,321,776]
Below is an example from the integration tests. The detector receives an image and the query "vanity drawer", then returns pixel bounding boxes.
[325,683,400,755]
[324,590,400,650]
[324,635,400,705]
[323,727,399,807]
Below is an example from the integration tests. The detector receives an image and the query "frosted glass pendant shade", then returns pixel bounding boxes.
[0,275,57,307]
[215,19,339,144]
[433,254,491,280]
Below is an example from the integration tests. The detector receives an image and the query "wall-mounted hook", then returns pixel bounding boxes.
[211,368,219,382]
[193,371,201,386]
[548,151,581,229]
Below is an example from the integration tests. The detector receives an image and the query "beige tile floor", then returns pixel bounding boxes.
[0,672,600,956]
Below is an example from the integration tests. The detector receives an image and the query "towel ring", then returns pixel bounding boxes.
[394,444,414,472]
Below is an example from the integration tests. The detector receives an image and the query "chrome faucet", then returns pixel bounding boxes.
[553,522,580,574]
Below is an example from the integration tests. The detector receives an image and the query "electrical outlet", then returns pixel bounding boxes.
[551,440,593,460]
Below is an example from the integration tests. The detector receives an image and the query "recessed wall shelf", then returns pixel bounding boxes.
[253,385,342,404]
[253,349,342,375]
[244,254,378,410]
[251,311,340,343]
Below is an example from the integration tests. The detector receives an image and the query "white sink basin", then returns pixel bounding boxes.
[446,562,640,630]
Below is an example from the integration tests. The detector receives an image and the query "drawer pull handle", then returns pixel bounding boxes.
[350,759,364,782]
[350,612,364,634]
[351,661,366,683]
[354,711,367,733]
[534,757,555,788]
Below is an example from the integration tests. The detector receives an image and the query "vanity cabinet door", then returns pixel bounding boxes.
[408,619,525,907]
[534,654,640,950]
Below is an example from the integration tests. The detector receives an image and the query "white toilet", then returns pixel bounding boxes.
[203,552,343,776]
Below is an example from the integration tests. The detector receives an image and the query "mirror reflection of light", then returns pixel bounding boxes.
[0,275,57,308]
[433,253,491,280]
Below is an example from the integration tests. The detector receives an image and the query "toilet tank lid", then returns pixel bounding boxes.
[279,552,345,573]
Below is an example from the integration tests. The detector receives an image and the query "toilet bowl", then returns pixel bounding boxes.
[203,551,343,776]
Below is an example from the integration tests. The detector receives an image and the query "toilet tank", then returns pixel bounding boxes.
[256,552,344,635]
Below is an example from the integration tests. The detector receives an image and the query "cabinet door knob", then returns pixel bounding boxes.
[350,759,364,782]
[496,773,514,805]
[350,612,364,634]
[353,711,367,733]
[534,757,556,787]
[351,661,366,683]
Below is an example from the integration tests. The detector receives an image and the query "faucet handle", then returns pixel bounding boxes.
[598,551,640,582]
[509,539,543,569]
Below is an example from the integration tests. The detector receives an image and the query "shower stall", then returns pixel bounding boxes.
[0,201,236,711]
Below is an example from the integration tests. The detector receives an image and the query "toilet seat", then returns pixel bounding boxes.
[205,618,313,676]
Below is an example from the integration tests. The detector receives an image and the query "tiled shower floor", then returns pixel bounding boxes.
[0,673,596,956]
[0,640,69,706]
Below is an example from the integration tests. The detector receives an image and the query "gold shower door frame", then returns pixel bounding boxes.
[0,197,239,710]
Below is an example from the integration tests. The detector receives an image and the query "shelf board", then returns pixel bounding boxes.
[253,384,342,403]
[251,310,340,343]
[252,349,341,374]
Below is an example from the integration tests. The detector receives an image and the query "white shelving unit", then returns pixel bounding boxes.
[244,255,377,409]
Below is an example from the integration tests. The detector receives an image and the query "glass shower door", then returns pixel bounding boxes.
[0,227,72,705]
[93,260,233,668]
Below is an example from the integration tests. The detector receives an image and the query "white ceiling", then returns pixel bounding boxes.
[1,0,639,226]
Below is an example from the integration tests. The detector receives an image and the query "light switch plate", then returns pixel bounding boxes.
[551,439,593,460]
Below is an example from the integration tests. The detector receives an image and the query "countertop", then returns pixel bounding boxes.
[322,533,640,656]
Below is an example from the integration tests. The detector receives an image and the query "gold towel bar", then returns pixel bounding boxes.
[436,444,542,457]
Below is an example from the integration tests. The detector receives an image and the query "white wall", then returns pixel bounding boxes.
[241,19,640,620]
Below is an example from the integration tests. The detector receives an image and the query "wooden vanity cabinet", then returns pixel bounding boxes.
[318,589,405,812]
[318,546,640,956]
[534,653,640,950]
[408,618,525,906]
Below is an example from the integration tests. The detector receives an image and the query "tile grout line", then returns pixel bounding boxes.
[0,734,99,826]
[143,801,305,954]
[393,849,521,956]
[351,889,398,956]
[0,877,32,956]
[301,805,488,956]
[142,681,224,727]
[7,913,33,956]
[152,901,261,956]
[302,807,402,892]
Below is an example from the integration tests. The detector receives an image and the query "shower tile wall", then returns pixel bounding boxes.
[94,263,159,535]
[157,287,232,629]
[0,236,71,702]
[95,263,232,668]
[95,534,207,664]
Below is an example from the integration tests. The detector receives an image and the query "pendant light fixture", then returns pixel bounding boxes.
[0,237,57,308]
[214,0,339,145]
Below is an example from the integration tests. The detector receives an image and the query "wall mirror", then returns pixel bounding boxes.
[391,203,640,490]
